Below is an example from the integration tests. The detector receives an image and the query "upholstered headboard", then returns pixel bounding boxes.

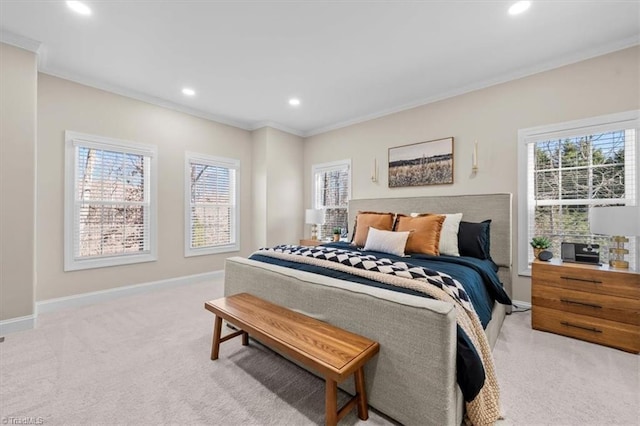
[349,193,513,298]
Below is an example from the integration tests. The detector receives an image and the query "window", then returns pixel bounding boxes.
[312,159,351,239]
[185,152,239,256]
[518,111,639,275]
[64,131,157,271]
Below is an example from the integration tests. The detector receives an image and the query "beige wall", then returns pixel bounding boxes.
[251,127,304,249]
[4,42,638,318]
[36,73,253,301]
[0,43,37,320]
[264,128,304,247]
[304,46,640,303]
[251,127,268,249]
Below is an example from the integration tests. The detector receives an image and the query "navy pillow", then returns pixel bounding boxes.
[458,220,491,260]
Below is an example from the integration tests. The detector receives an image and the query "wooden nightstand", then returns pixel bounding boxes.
[299,239,323,247]
[532,259,640,353]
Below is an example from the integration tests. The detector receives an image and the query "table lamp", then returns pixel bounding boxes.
[589,206,640,269]
[305,208,325,240]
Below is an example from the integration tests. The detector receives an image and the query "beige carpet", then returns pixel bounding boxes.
[1,277,638,425]
[493,307,639,425]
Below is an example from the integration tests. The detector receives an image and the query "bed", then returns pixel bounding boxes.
[224,193,513,425]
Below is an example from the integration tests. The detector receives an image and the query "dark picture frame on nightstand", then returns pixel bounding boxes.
[560,242,600,265]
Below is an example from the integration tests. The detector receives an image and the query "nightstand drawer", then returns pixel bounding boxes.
[532,285,640,325]
[299,239,323,247]
[533,262,640,299]
[532,306,640,353]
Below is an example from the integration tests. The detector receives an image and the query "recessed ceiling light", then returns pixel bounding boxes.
[182,88,196,96]
[509,1,531,15]
[66,1,92,16]
[289,98,301,106]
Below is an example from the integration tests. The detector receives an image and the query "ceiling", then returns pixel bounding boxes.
[1,1,639,136]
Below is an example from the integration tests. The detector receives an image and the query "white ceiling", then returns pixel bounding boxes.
[1,1,639,136]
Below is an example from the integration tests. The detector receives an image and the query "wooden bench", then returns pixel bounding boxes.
[205,293,380,426]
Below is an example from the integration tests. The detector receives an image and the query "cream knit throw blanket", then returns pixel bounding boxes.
[255,248,502,426]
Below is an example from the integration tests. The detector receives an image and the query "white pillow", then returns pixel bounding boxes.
[439,213,463,256]
[363,227,410,257]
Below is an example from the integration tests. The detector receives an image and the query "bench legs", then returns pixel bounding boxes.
[210,315,249,361]
[211,316,223,360]
[354,367,369,420]
[325,367,369,426]
[210,314,369,426]
[325,379,338,426]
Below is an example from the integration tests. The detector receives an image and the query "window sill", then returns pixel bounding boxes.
[64,253,157,272]
[185,243,240,257]
[518,270,532,278]
[518,264,532,278]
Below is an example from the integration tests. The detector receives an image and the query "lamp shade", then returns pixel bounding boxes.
[305,208,325,225]
[589,206,640,236]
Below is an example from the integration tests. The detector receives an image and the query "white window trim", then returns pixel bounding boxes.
[311,159,352,238]
[311,159,352,207]
[184,152,240,257]
[517,110,640,276]
[64,131,158,271]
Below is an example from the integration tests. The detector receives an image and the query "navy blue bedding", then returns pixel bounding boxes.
[252,242,510,327]
[249,242,512,403]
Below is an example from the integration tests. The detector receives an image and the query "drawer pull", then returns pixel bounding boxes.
[560,321,602,333]
[560,299,602,309]
[560,276,602,284]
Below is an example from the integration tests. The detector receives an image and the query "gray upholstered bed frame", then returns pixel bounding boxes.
[224,193,513,425]
[349,194,513,300]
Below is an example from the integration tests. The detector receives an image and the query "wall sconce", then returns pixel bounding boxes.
[472,140,479,173]
[371,157,378,182]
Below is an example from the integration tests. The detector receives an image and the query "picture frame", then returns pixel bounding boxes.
[388,137,454,187]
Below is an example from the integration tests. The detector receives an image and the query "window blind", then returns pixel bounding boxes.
[186,153,239,255]
[74,146,151,259]
[313,161,350,239]
[526,128,637,268]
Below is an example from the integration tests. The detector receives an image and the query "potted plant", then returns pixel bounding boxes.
[332,227,342,242]
[530,236,551,259]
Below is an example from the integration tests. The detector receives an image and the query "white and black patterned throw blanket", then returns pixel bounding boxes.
[261,244,474,311]
[255,244,502,426]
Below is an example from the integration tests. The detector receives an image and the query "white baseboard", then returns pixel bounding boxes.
[512,299,532,309]
[0,314,36,335]
[36,270,224,315]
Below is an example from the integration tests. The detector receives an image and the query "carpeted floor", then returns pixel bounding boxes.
[1,277,638,425]
[493,307,639,425]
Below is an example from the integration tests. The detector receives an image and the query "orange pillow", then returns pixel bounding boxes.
[352,211,395,247]
[395,214,446,255]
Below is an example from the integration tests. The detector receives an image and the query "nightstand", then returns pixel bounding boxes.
[299,239,323,247]
[531,259,640,353]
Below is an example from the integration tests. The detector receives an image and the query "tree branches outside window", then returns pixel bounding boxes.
[77,147,148,258]
[532,131,632,265]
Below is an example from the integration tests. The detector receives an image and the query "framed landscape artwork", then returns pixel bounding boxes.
[388,137,454,187]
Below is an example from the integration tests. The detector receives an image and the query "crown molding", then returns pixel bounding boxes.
[305,36,640,137]
[38,67,253,132]
[0,30,41,53]
[5,27,637,139]
[250,121,305,137]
